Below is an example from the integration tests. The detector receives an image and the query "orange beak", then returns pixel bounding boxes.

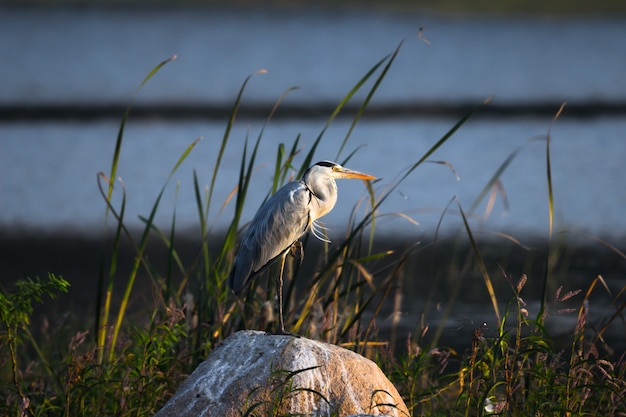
[335,166,376,181]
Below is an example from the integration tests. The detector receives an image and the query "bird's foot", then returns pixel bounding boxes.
[266,328,300,337]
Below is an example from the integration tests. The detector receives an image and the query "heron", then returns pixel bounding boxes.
[228,160,376,334]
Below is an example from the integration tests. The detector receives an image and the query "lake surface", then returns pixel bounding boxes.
[2,115,626,242]
[1,6,626,242]
[2,7,626,105]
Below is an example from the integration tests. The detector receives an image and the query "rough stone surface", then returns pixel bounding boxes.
[154,330,409,417]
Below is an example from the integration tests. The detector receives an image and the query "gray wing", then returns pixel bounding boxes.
[228,181,312,293]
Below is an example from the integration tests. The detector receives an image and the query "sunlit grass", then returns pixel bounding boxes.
[1,39,625,417]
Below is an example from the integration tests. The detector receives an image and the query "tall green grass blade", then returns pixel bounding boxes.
[226,138,250,249]
[257,87,299,194]
[221,86,297,274]
[193,169,206,234]
[281,135,302,184]
[209,135,262,337]
[272,144,285,194]
[108,200,160,360]
[223,135,262,260]
[340,270,392,340]
[206,69,267,220]
[379,96,492,212]
[338,144,366,167]
[107,138,200,362]
[190,168,210,360]
[192,72,275,344]
[343,97,493,255]
[96,55,176,359]
[540,103,566,315]
[457,199,501,323]
[170,137,203,178]
[106,55,177,203]
[545,107,563,240]
[137,216,186,280]
[136,192,184,303]
[296,54,393,180]
[335,40,404,162]
[468,134,544,215]
[95,173,127,364]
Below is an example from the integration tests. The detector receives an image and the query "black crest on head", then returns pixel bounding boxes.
[314,161,337,168]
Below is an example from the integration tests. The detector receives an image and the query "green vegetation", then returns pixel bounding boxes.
[1,41,625,416]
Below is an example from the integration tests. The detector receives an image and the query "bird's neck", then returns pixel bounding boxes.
[303,178,337,220]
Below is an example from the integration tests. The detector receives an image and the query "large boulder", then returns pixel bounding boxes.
[155,330,409,417]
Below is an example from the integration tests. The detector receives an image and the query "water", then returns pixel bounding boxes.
[2,7,626,105]
[2,7,625,239]
[2,115,626,241]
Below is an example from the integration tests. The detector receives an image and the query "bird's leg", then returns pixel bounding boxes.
[273,252,299,337]
[289,240,304,265]
[275,252,289,335]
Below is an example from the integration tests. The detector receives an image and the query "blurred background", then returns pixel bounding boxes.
[2,0,625,237]
[1,0,625,347]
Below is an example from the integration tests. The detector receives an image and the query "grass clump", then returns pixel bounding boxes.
[1,38,625,417]
[382,271,626,416]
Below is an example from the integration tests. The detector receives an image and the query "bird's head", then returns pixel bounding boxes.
[304,161,376,182]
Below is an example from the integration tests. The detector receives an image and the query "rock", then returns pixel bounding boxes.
[154,330,409,417]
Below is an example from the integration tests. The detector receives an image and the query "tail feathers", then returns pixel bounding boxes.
[228,267,242,294]
[229,261,254,295]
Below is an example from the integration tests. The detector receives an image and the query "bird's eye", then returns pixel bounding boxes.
[331,165,341,171]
